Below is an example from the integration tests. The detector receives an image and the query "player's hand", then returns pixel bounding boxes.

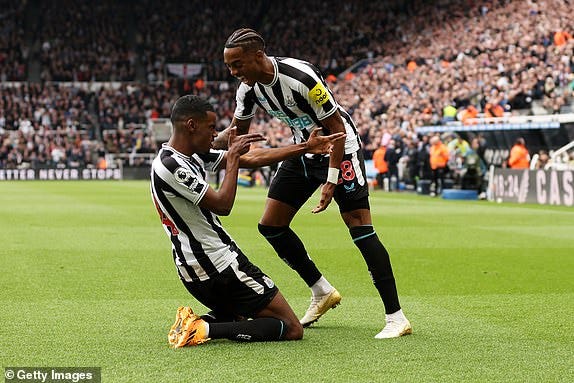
[212,129,230,150]
[228,127,266,156]
[312,182,336,213]
[305,128,346,154]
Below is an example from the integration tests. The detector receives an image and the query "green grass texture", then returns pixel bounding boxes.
[1,181,572,382]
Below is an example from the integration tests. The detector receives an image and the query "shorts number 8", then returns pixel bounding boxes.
[340,160,355,181]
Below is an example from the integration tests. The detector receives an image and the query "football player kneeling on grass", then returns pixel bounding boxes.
[150,95,345,347]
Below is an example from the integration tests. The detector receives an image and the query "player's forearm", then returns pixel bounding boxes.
[328,139,345,172]
[213,153,241,215]
[320,112,346,179]
[239,143,307,168]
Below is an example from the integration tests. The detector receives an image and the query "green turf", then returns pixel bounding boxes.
[1,181,572,382]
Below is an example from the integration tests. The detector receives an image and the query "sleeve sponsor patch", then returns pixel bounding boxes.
[174,167,203,193]
[308,82,330,106]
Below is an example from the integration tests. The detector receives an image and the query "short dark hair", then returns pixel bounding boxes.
[224,28,265,52]
[515,137,525,146]
[170,95,214,124]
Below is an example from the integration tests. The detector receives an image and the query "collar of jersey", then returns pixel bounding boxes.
[162,143,190,159]
[258,56,278,87]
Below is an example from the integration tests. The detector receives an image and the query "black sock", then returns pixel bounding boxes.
[349,225,401,314]
[200,310,241,323]
[208,318,287,342]
[258,224,322,287]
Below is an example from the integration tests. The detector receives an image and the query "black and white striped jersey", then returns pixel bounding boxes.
[150,144,238,282]
[234,56,361,154]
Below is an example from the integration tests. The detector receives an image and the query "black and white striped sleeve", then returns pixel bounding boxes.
[234,83,258,120]
[197,150,225,172]
[153,155,209,205]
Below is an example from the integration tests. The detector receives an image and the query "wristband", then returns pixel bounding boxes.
[327,167,339,184]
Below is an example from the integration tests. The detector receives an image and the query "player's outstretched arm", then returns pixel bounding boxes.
[199,128,265,216]
[238,129,346,169]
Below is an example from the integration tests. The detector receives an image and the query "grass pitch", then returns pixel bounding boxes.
[0,181,572,382]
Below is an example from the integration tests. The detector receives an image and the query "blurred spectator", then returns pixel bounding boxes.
[554,30,573,46]
[447,135,471,157]
[535,150,550,169]
[429,135,449,195]
[461,137,487,192]
[404,138,419,188]
[442,104,458,123]
[416,134,433,182]
[372,143,388,190]
[384,139,401,191]
[459,105,479,125]
[508,137,530,169]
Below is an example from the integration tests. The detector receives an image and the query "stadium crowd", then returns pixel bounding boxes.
[1,0,573,179]
[0,1,27,81]
[36,0,136,82]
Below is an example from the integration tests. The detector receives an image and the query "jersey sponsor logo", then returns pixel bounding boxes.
[257,96,267,103]
[308,83,330,106]
[268,110,314,130]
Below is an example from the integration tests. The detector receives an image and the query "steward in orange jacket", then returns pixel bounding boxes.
[429,137,449,170]
[508,138,530,169]
[373,146,388,189]
[373,146,388,173]
[429,136,449,194]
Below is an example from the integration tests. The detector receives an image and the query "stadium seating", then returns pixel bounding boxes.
[1,0,573,175]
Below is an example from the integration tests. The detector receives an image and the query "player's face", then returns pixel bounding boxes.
[224,47,261,86]
[192,111,218,153]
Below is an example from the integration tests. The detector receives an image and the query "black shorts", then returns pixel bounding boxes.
[181,251,278,319]
[268,151,370,213]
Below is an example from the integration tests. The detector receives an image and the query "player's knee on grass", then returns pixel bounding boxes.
[242,317,302,342]
[256,291,304,341]
[283,317,304,340]
[242,318,289,342]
